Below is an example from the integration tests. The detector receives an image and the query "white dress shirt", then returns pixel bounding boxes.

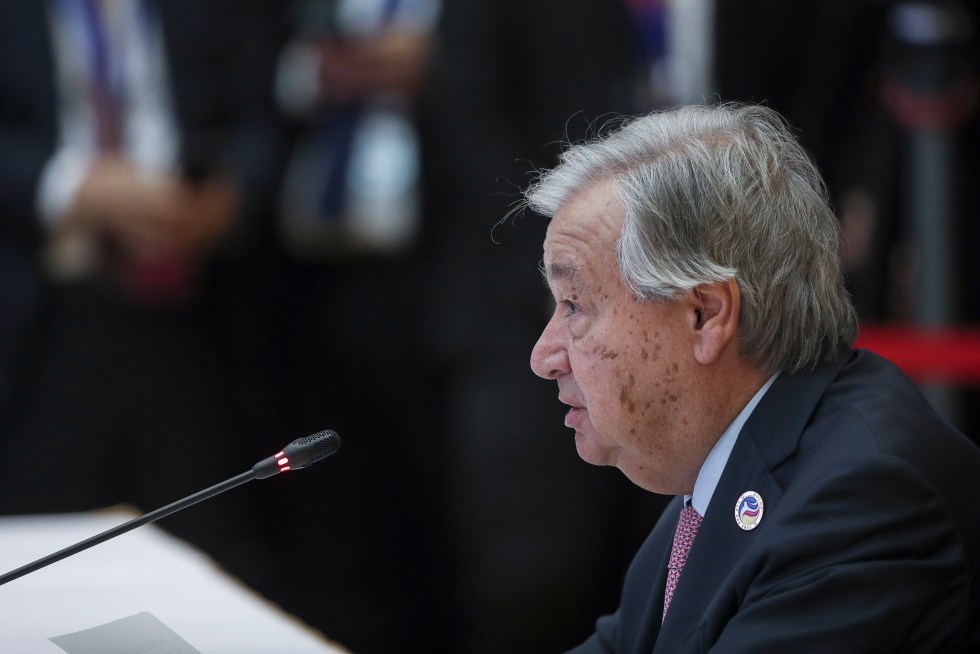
[687,373,779,515]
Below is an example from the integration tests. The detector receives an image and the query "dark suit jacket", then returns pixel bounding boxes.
[570,348,980,653]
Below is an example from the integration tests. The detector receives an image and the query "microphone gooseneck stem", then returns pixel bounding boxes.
[0,470,257,587]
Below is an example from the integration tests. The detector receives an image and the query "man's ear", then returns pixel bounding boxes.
[690,278,740,365]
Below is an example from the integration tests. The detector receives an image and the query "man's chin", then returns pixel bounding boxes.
[574,430,610,466]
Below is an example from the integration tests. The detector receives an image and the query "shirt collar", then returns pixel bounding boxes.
[686,373,779,515]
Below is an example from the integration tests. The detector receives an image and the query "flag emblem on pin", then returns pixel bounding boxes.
[735,491,764,530]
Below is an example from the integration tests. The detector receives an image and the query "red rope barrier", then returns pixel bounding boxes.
[855,324,980,385]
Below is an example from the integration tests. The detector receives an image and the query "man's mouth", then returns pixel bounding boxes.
[564,406,587,428]
[558,391,586,428]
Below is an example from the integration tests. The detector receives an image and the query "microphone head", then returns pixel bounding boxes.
[251,429,340,479]
[283,430,341,470]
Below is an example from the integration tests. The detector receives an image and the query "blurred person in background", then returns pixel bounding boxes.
[259,1,453,651]
[0,0,284,568]
[831,0,980,440]
[627,0,884,216]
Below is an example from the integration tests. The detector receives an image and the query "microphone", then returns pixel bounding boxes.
[251,429,341,478]
[0,430,340,587]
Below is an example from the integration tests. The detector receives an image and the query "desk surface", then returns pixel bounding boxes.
[0,510,351,653]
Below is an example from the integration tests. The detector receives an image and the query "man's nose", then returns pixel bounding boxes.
[530,316,568,379]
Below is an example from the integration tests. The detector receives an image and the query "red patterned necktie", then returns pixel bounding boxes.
[663,504,703,620]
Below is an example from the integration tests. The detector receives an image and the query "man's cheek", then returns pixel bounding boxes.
[579,361,630,420]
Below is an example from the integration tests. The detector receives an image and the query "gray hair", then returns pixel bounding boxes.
[524,103,857,374]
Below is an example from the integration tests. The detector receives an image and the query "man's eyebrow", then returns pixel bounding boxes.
[539,260,581,285]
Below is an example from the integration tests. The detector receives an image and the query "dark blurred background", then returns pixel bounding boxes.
[0,1,977,652]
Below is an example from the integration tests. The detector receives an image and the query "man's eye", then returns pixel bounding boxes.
[563,300,581,316]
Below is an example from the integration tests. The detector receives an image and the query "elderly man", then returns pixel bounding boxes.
[527,104,980,653]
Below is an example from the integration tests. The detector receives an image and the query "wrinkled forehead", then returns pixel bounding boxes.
[540,179,625,286]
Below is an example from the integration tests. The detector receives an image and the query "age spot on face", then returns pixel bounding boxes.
[619,372,637,413]
[593,345,620,360]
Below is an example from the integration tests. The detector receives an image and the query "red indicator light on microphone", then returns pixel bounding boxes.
[275,451,285,458]
[281,466,291,471]
[278,457,289,466]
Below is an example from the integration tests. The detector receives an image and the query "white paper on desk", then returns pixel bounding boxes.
[49,611,201,654]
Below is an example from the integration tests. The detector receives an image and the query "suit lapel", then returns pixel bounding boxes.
[630,497,681,653]
[654,434,780,651]
[653,351,852,651]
